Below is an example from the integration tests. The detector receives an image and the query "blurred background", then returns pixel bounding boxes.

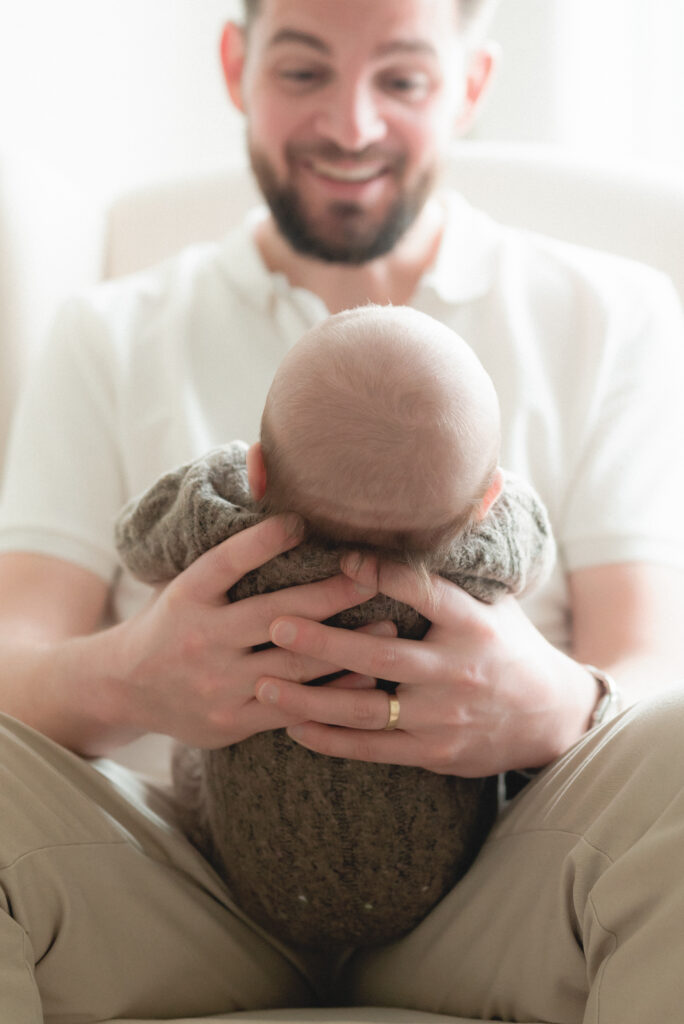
[1,0,683,197]
[1,0,683,456]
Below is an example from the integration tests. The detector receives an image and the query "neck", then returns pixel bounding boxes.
[255,198,445,314]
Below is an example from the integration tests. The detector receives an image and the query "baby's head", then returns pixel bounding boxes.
[247,305,502,568]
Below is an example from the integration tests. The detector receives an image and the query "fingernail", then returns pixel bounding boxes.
[370,621,396,637]
[257,680,280,703]
[287,725,305,741]
[341,552,378,594]
[271,620,297,646]
[284,514,305,540]
[342,550,365,575]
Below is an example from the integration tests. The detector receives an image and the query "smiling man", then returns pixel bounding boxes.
[229,0,467,266]
[221,0,497,313]
[2,1,684,1022]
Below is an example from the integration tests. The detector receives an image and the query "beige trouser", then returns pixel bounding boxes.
[2,688,684,1024]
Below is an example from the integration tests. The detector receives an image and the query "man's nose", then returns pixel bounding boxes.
[313,79,388,152]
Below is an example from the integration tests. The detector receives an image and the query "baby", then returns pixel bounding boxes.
[116,305,554,948]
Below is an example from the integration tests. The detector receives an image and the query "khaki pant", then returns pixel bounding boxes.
[2,689,684,1024]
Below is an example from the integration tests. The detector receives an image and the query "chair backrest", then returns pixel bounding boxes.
[103,140,684,309]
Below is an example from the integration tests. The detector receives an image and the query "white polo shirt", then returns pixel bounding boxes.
[2,193,684,654]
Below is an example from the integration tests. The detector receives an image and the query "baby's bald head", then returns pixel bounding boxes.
[258,305,501,562]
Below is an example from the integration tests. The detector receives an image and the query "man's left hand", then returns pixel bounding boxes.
[255,553,597,776]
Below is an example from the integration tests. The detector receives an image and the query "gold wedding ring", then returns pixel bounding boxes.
[383,692,401,731]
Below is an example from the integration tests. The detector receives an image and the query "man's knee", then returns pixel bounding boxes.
[603,686,684,776]
[623,682,684,732]
[0,714,121,865]
[498,685,684,845]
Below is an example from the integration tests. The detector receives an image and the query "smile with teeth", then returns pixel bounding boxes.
[308,160,387,183]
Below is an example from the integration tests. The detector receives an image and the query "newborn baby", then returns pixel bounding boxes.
[116,305,554,948]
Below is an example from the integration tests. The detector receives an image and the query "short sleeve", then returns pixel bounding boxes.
[559,270,684,572]
[0,297,125,581]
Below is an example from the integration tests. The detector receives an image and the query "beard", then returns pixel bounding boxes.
[248,140,436,265]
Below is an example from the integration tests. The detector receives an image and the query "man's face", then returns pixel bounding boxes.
[232,0,470,264]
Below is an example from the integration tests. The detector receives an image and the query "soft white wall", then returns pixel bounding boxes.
[0,0,246,435]
[0,1,244,198]
[553,0,684,165]
[472,0,565,146]
[482,0,684,166]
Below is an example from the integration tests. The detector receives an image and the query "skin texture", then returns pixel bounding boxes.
[1,0,684,770]
[0,522,384,754]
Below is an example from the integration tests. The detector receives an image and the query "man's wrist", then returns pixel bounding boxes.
[516,662,623,782]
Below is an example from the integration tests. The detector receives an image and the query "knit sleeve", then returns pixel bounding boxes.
[114,441,261,582]
[440,471,556,604]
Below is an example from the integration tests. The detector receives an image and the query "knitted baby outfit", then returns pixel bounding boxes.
[115,441,555,948]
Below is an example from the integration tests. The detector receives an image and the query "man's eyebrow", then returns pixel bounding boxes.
[267,29,331,55]
[374,39,439,59]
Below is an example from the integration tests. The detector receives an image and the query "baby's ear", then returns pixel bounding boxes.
[475,467,504,521]
[246,442,268,500]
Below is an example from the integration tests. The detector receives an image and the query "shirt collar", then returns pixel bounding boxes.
[220,191,502,310]
[218,206,278,312]
[419,191,502,305]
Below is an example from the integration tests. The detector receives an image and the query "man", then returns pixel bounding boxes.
[1,1,684,1021]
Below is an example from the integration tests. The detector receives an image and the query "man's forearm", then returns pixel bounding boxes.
[0,627,143,756]
[0,553,128,752]
[570,562,684,720]
[598,651,684,710]
[0,526,388,756]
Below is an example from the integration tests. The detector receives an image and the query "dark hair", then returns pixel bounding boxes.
[241,0,498,39]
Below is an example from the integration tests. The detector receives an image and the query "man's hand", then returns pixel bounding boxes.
[104,515,384,749]
[255,552,598,776]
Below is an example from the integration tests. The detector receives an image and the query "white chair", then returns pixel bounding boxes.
[101,140,684,309]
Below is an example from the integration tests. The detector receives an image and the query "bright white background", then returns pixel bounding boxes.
[1,0,683,199]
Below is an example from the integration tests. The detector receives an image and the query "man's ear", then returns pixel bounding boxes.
[219,22,247,112]
[453,42,500,137]
[475,466,504,521]
[246,441,268,500]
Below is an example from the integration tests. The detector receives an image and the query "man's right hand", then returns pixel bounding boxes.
[0,515,381,754]
[109,513,382,748]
